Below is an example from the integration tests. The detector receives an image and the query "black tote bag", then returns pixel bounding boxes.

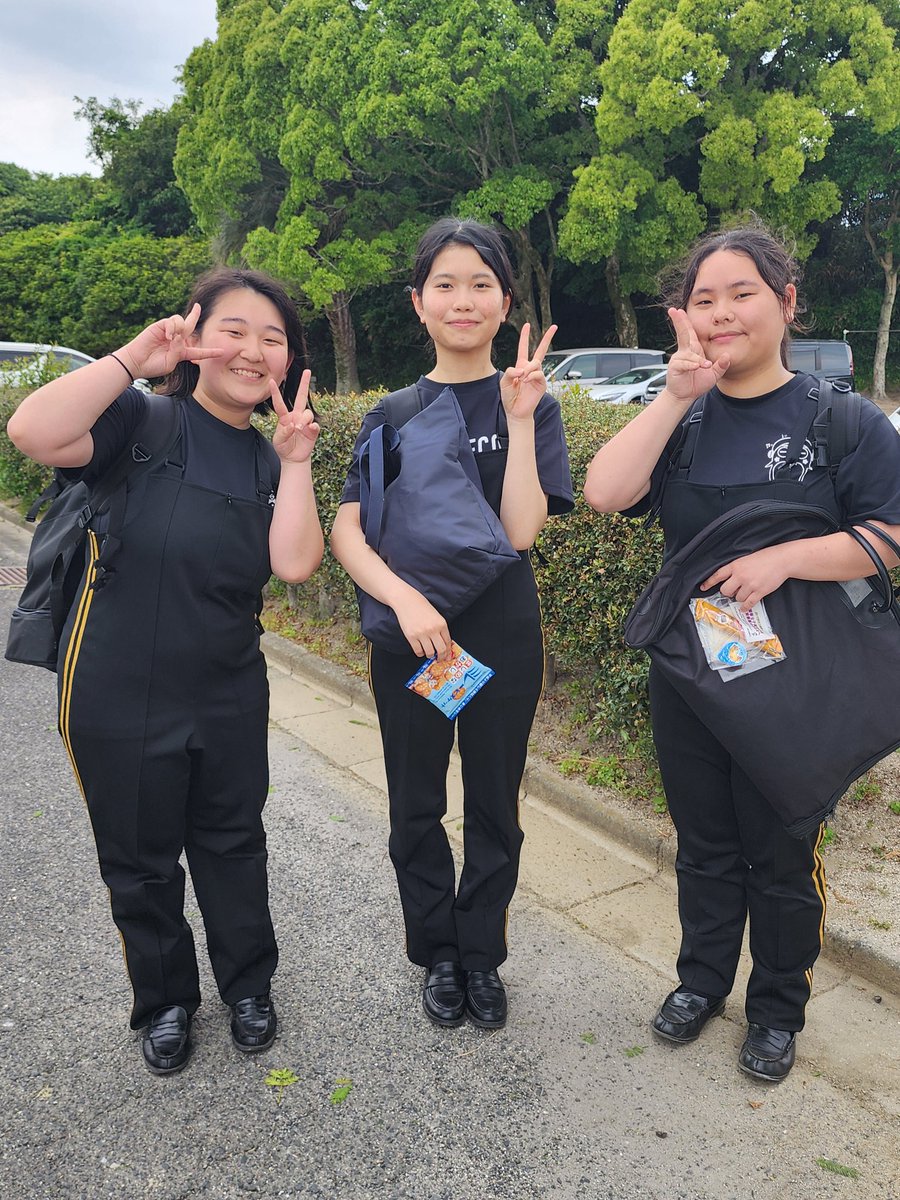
[624,500,900,837]
[356,386,520,653]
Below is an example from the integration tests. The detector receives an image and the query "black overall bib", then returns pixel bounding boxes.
[369,428,544,973]
[58,414,279,1029]
[651,398,837,1030]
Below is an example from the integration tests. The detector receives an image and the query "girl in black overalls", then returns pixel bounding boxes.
[8,269,323,1075]
[584,225,900,1081]
[331,220,573,1029]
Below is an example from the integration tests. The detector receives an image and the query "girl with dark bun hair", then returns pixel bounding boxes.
[332,218,573,1029]
[584,221,900,1082]
[8,268,323,1074]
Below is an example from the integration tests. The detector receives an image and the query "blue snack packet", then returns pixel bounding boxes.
[405,641,495,718]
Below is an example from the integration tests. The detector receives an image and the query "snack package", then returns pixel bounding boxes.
[405,641,495,718]
[689,592,786,682]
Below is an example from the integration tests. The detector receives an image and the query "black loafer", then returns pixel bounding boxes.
[739,1024,796,1082]
[422,961,466,1027]
[141,1005,191,1075]
[651,989,725,1044]
[465,969,507,1030]
[231,993,277,1052]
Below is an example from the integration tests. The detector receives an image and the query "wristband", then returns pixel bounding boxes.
[108,352,135,383]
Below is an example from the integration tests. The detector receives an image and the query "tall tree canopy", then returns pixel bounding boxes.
[560,0,900,346]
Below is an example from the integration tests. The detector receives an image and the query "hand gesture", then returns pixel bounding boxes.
[500,323,558,421]
[119,304,224,380]
[664,308,731,404]
[270,370,319,464]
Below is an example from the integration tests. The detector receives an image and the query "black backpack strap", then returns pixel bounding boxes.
[90,394,181,586]
[671,398,705,473]
[382,384,424,429]
[26,476,64,522]
[812,378,862,480]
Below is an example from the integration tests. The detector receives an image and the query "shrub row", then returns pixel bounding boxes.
[1,379,665,745]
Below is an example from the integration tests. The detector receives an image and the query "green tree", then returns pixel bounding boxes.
[560,0,900,344]
[825,122,900,399]
[75,97,195,237]
[0,165,96,236]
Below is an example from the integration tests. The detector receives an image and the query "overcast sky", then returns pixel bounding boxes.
[0,1,219,177]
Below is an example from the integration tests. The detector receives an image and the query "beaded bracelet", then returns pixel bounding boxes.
[108,352,135,383]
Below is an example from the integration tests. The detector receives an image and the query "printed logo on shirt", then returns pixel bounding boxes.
[470,434,504,454]
[765,436,815,481]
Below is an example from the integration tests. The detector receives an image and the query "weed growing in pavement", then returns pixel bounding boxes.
[265,1068,300,1105]
[816,1158,859,1179]
[889,800,900,816]
[580,1032,597,1045]
[852,773,882,802]
[330,1078,353,1105]
[869,919,892,931]
[624,1045,646,1058]
[820,827,836,849]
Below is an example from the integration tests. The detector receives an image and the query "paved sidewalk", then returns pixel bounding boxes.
[262,633,900,1116]
[263,632,900,1003]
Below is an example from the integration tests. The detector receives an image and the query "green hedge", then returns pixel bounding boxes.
[2,380,664,746]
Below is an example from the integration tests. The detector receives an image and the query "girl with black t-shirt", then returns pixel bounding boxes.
[584,224,900,1082]
[331,219,573,1030]
[8,270,323,1075]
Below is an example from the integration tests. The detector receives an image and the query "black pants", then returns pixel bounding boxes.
[650,667,826,1031]
[370,644,541,972]
[67,703,278,1029]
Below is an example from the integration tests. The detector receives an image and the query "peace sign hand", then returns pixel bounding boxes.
[118,304,225,380]
[270,369,320,464]
[500,322,558,420]
[664,307,731,404]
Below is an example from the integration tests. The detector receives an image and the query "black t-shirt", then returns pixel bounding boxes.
[79,388,280,501]
[626,373,900,526]
[340,372,574,515]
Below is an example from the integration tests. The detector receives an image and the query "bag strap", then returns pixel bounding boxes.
[812,378,862,479]
[841,524,900,623]
[90,394,181,584]
[382,383,424,429]
[854,519,900,563]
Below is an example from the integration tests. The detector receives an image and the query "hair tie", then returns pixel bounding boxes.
[108,352,135,383]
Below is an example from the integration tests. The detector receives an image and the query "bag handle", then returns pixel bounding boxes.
[841,523,900,623]
[362,423,402,551]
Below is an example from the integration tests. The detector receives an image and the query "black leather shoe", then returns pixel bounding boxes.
[739,1024,796,1082]
[231,993,277,1052]
[422,961,466,1027]
[465,969,507,1029]
[651,989,726,1044]
[141,1005,191,1075]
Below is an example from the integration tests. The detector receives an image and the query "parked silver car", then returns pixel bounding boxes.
[543,346,665,397]
[587,366,668,404]
[0,341,151,392]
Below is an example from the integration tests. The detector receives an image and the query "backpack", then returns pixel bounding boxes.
[6,394,180,672]
[668,377,862,483]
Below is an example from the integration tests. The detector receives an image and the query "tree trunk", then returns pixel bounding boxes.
[605,254,638,347]
[326,293,361,394]
[872,255,897,402]
[506,226,555,351]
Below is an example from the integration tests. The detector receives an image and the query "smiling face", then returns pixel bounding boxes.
[411,242,511,375]
[191,287,293,426]
[687,250,795,387]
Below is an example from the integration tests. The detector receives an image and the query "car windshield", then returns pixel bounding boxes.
[542,352,570,377]
[601,367,664,386]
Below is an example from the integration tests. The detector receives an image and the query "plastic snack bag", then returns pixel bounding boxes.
[690,592,786,682]
[405,641,495,718]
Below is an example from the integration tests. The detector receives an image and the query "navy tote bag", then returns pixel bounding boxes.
[624,500,900,837]
[356,386,520,654]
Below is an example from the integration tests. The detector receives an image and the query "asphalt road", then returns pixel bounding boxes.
[0,514,898,1200]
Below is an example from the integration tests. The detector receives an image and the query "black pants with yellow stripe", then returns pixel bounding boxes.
[650,667,827,1031]
[66,704,278,1030]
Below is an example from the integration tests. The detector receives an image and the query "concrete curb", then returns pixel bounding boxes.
[261,629,900,998]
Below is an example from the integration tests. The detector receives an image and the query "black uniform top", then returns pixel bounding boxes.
[340,372,574,515]
[625,373,900,530]
[77,387,281,500]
